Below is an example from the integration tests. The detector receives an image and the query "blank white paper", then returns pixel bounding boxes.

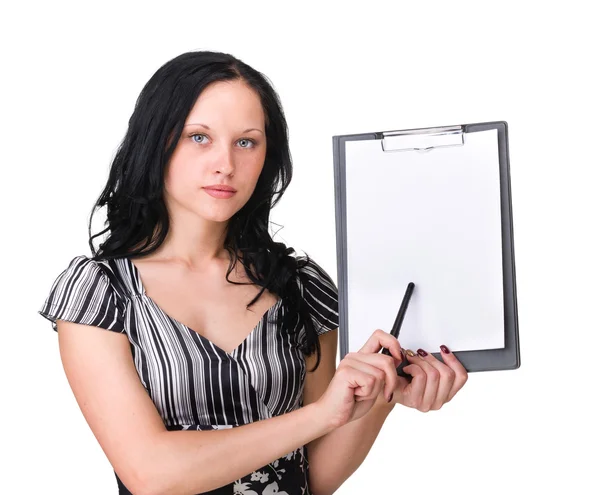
[344,128,505,353]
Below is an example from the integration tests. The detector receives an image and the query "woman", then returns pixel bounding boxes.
[38,50,468,495]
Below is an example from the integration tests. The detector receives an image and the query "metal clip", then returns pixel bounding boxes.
[381,125,464,152]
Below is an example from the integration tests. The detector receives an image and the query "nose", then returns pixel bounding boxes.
[216,145,235,176]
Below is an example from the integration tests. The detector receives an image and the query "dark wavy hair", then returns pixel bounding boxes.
[86,50,325,372]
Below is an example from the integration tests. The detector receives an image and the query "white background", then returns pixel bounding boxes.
[2,1,598,494]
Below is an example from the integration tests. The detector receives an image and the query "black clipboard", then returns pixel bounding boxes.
[332,121,520,373]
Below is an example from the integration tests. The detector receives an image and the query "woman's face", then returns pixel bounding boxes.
[164,79,267,225]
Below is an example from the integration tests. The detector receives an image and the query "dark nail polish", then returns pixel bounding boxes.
[417,348,428,357]
[440,345,450,354]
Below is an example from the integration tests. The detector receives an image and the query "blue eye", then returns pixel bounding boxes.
[191,134,208,144]
[238,138,256,148]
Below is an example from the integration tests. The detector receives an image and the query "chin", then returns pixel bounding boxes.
[201,214,234,224]
[198,208,240,224]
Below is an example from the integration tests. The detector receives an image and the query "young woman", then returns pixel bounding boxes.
[39,50,468,495]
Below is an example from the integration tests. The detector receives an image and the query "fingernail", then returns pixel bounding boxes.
[405,349,416,357]
[387,393,393,402]
[417,348,428,357]
[440,345,450,354]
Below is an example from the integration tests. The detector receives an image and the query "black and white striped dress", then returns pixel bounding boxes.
[38,254,339,495]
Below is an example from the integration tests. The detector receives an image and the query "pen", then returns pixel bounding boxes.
[382,282,415,380]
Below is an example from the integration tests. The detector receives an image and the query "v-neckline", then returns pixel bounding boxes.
[124,256,282,357]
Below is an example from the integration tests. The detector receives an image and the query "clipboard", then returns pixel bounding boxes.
[332,121,520,373]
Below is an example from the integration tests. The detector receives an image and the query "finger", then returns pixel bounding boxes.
[340,361,384,402]
[345,352,399,401]
[357,329,404,362]
[413,348,455,410]
[343,354,385,401]
[398,362,426,407]
[439,345,469,401]
[410,349,441,411]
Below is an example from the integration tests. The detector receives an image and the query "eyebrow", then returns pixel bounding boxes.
[184,123,264,134]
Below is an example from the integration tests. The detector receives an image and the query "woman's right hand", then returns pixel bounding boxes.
[315,329,405,429]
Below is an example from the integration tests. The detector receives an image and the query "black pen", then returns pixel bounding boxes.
[382,282,415,380]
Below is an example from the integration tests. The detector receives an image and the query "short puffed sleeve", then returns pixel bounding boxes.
[297,255,339,336]
[38,255,125,333]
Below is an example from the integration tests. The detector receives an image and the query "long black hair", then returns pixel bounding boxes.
[87,50,324,372]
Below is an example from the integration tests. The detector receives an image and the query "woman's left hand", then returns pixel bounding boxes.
[388,346,468,411]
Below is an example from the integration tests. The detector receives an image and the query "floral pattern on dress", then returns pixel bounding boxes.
[233,445,310,495]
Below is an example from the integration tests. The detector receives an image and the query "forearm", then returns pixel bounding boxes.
[141,402,334,495]
[307,396,395,495]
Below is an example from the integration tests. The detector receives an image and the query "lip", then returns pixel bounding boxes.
[203,184,237,192]
[203,188,236,199]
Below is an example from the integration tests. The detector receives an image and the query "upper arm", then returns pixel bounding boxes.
[303,327,338,492]
[57,320,166,492]
[303,328,338,407]
[38,256,166,493]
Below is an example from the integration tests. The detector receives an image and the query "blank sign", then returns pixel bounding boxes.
[332,121,520,373]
